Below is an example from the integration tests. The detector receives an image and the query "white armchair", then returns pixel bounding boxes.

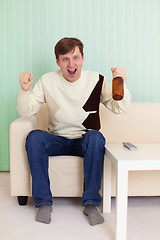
[10,102,160,208]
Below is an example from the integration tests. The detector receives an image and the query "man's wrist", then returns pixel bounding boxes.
[20,88,30,93]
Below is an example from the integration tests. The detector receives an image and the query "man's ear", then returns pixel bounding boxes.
[56,59,60,66]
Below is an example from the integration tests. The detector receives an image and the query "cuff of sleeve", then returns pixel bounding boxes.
[20,88,31,94]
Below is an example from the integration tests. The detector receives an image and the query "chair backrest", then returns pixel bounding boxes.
[36,103,49,130]
[100,102,160,143]
[36,102,160,143]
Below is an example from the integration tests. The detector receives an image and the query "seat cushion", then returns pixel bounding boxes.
[49,156,84,197]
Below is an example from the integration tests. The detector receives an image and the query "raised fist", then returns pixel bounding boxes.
[19,72,34,91]
[111,67,127,82]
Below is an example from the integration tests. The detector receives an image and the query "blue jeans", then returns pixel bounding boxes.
[25,129,105,208]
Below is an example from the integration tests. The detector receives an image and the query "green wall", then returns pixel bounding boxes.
[0,0,160,171]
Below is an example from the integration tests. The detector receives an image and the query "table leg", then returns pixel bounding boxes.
[115,168,128,240]
[103,156,111,213]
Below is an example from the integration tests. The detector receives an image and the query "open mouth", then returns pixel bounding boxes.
[68,69,77,75]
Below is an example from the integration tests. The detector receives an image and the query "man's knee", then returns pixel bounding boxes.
[26,130,43,149]
[84,130,106,146]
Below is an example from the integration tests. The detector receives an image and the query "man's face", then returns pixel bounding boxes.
[56,46,84,83]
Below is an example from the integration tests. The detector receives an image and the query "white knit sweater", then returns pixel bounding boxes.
[17,70,131,138]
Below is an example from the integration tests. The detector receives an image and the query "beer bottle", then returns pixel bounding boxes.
[112,77,124,101]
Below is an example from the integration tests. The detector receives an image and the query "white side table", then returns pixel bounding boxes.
[103,143,160,240]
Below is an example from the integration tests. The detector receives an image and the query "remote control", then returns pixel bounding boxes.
[123,142,138,151]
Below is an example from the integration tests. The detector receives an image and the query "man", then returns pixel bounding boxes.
[17,37,131,225]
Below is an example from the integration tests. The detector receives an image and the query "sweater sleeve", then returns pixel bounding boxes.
[100,77,131,114]
[17,78,45,116]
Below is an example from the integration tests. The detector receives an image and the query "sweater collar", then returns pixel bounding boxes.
[59,70,83,86]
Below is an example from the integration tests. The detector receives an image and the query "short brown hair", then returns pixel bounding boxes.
[54,37,84,60]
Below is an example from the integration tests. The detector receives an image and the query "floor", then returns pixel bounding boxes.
[1,172,160,240]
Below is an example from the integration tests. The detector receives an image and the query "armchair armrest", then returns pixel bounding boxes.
[10,115,37,196]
